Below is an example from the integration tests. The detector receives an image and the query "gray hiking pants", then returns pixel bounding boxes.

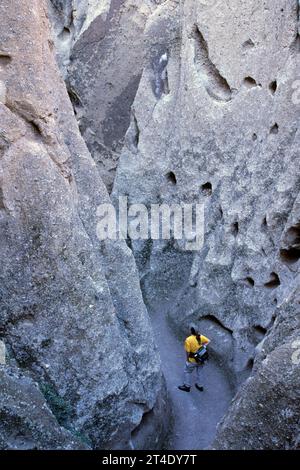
[184,361,202,387]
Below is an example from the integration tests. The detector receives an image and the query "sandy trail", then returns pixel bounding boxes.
[150,307,234,450]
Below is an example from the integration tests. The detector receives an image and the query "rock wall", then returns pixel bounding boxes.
[112,0,300,375]
[49,0,164,191]
[0,0,299,450]
[110,0,300,447]
[214,287,300,449]
[0,0,168,450]
[0,366,87,450]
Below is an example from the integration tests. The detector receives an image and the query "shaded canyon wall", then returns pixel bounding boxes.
[0,0,168,450]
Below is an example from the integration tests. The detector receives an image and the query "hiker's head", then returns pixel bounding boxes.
[191,326,200,337]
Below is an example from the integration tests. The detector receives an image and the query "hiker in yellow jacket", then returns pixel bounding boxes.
[178,326,210,393]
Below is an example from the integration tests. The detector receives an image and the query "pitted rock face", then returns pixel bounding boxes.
[48,0,162,192]
[113,0,300,375]
[0,0,299,451]
[213,288,300,450]
[110,0,300,449]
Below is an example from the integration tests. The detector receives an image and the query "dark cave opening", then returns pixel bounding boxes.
[269,80,277,95]
[165,171,177,185]
[264,272,280,289]
[201,182,212,196]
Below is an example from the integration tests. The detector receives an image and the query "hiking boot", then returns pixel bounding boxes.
[178,385,191,392]
[195,384,204,392]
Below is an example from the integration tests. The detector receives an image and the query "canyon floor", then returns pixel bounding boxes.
[151,306,234,450]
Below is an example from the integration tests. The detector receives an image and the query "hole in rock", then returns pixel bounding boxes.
[253,325,267,337]
[165,171,177,185]
[285,222,300,246]
[246,358,254,370]
[280,248,300,264]
[252,325,267,347]
[243,277,255,287]
[269,80,277,95]
[270,123,279,134]
[252,133,258,141]
[231,221,239,237]
[264,272,280,289]
[243,77,258,88]
[0,53,12,67]
[280,223,300,264]
[193,25,232,102]
[242,39,255,49]
[201,182,212,196]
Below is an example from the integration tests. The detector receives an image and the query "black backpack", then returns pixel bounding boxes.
[193,345,209,364]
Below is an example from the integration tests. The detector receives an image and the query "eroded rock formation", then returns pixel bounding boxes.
[214,287,300,449]
[109,0,299,448]
[0,0,299,451]
[113,0,299,362]
[49,0,164,191]
[0,367,87,450]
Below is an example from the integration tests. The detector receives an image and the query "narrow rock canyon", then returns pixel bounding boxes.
[0,0,299,450]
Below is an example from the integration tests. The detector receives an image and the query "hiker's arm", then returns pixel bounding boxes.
[185,339,190,362]
[201,335,211,346]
